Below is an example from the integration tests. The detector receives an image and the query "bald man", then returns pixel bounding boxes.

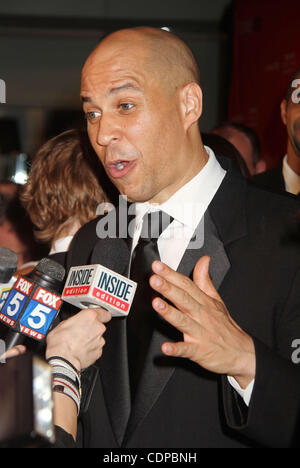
[46,28,300,448]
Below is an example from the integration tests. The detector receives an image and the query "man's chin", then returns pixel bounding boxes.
[119,188,152,204]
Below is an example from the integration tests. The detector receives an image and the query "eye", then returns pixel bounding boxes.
[85,111,101,122]
[119,102,134,112]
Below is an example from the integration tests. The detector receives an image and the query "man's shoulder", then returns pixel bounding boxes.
[214,156,299,235]
[66,215,102,268]
[73,215,101,247]
[245,180,300,247]
[246,178,299,214]
[251,163,285,193]
[67,210,130,269]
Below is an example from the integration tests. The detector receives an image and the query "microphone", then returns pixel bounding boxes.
[0,258,65,349]
[0,247,18,310]
[62,238,136,317]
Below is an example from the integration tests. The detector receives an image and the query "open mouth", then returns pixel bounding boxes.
[106,160,136,178]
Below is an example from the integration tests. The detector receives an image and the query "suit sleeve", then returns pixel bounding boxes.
[53,426,77,448]
[222,264,300,447]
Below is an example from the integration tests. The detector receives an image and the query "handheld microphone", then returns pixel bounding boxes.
[0,247,18,310]
[62,238,136,317]
[0,258,65,349]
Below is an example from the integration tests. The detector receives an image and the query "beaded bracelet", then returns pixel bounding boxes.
[47,356,81,415]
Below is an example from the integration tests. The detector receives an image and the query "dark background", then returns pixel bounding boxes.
[0,0,299,175]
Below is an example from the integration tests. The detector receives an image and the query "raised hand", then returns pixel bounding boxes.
[150,257,256,388]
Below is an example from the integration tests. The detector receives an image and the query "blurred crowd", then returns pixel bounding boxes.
[0,128,118,272]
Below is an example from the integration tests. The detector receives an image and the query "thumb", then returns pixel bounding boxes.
[193,256,221,301]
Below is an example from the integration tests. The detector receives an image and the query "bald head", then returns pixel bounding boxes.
[81,26,206,204]
[83,27,200,95]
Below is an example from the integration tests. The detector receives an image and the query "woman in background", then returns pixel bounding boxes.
[21,128,116,269]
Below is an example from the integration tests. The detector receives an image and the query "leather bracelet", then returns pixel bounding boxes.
[53,382,80,415]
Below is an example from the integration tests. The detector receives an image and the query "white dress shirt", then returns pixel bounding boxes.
[132,146,226,268]
[132,146,254,406]
[282,154,300,195]
[49,235,74,255]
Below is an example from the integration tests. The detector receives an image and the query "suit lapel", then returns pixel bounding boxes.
[178,211,231,289]
[98,315,131,446]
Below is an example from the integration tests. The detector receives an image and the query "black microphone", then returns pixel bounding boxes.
[0,258,65,349]
[0,246,18,282]
[91,237,130,275]
[0,247,18,310]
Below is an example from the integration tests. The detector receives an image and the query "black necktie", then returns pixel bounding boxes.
[127,211,173,401]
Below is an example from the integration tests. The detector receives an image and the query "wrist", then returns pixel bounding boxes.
[46,347,81,373]
[228,332,256,389]
[47,356,82,416]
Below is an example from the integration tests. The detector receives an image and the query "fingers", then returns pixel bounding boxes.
[193,256,222,301]
[152,296,202,361]
[0,345,26,361]
[90,306,112,324]
[150,267,203,322]
[46,307,112,371]
[151,260,212,307]
[10,344,27,356]
[161,340,199,360]
[152,296,202,338]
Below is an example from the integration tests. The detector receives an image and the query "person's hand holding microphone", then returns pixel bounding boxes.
[46,242,137,440]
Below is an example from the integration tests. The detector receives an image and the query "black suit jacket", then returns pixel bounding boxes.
[56,157,300,448]
[251,163,286,194]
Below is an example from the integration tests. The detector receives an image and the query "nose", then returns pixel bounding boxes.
[96,113,122,147]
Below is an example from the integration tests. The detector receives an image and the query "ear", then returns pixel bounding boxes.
[255,159,267,174]
[180,82,203,131]
[280,99,287,126]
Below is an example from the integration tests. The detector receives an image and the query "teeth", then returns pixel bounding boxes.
[116,162,125,170]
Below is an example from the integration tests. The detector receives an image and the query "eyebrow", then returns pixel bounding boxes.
[108,83,142,95]
[81,83,142,103]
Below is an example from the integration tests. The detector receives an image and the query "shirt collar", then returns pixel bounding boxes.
[282,154,300,195]
[135,146,226,230]
[49,235,73,255]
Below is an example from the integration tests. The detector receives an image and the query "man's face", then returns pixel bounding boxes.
[81,45,187,204]
[281,80,300,156]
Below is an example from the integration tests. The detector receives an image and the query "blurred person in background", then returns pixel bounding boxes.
[253,68,300,195]
[21,128,116,269]
[202,132,250,178]
[212,121,266,176]
[0,192,49,273]
[0,180,20,199]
